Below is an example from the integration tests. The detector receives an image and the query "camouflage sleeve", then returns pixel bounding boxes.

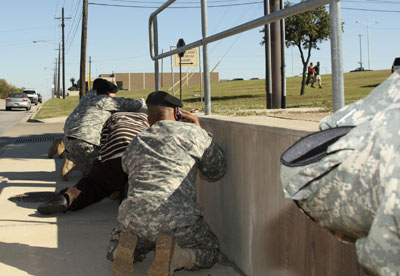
[104,97,146,113]
[106,225,122,261]
[198,140,226,182]
[355,179,400,275]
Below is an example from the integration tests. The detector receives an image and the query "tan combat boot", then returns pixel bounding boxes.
[48,139,61,158]
[112,232,137,276]
[61,158,75,181]
[48,139,65,159]
[148,234,196,276]
[56,140,65,158]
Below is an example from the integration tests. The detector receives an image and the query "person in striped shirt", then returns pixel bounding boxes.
[37,112,149,215]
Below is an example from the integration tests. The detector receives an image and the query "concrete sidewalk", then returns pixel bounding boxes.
[0,116,241,276]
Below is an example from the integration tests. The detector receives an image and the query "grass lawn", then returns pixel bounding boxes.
[35,69,391,119]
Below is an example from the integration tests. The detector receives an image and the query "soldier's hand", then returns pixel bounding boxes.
[179,109,200,126]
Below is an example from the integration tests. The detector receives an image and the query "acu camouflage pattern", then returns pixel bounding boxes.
[62,137,99,175]
[63,90,145,146]
[319,72,400,130]
[280,73,400,275]
[107,120,226,268]
[63,90,145,174]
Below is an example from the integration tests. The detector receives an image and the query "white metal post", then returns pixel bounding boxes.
[366,24,371,70]
[330,0,344,112]
[199,46,203,102]
[201,0,211,115]
[170,46,175,96]
[154,17,160,91]
[280,0,286,108]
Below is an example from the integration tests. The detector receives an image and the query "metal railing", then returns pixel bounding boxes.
[149,0,344,114]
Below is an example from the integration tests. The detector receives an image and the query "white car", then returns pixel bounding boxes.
[6,92,31,111]
[22,89,39,105]
[392,57,400,73]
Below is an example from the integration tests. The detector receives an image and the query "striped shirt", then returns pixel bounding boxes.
[98,112,149,162]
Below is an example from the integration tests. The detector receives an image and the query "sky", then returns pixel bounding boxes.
[0,0,399,99]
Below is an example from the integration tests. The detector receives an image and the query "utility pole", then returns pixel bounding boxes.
[358,34,363,68]
[56,8,71,99]
[57,43,61,98]
[80,0,89,99]
[88,56,92,90]
[62,8,66,99]
[53,59,57,98]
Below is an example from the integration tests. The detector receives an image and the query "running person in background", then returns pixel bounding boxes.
[311,61,322,88]
[306,62,314,86]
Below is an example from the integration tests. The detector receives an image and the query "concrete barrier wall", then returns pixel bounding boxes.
[197,116,367,276]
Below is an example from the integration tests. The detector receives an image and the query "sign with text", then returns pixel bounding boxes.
[173,47,199,67]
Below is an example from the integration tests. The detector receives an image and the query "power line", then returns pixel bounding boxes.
[54,0,61,17]
[89,1,263,8]
[210,1,259,53]
[113,0,240,3]
[343,0,400,4]
[65,0,82,46]
[66,12,83,54]
[342,7,400,12]
[69,0,78,13]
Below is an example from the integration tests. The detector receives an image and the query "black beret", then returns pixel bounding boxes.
[146,91,183,108]
[93,78,118,95]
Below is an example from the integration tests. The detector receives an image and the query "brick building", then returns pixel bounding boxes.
[99,72,219,91]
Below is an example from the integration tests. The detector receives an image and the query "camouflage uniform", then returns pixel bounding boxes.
[63,90,145,174]
[281,73,400,275]
[107,120,226,269]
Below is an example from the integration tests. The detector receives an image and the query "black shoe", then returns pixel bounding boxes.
[311,85,315,88]
[37,194,69,215]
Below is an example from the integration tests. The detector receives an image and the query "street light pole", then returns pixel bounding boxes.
[62,8,66,99]
[358,34,363,68]
[366,24,370,70]
[356,21,378,70]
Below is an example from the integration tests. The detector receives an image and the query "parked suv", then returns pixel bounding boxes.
[350,67,365,72]
[392,57,400,73]
[22,89,39,105]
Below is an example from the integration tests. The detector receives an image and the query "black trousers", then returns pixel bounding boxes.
[67,157,128,211]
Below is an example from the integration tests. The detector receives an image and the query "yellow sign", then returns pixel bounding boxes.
[174,48,199,67]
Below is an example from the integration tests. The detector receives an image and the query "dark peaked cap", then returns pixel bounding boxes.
[93,78,118,94]
[146,91,183,108]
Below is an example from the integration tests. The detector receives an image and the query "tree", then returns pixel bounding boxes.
[261,1,330,95]
[68,77,78,91]
[0,79,20,99]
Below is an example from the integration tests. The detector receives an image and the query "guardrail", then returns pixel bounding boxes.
[149,0,344,114]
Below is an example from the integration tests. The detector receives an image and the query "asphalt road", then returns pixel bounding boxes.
[0,100,33,136]
[0,99,40,154]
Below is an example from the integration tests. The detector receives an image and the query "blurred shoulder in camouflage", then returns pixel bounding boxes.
[63,78,146,175]
[280,73,400,275]
[108,91,227,274]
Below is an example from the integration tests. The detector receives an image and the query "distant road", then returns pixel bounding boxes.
[0,100,32,136]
